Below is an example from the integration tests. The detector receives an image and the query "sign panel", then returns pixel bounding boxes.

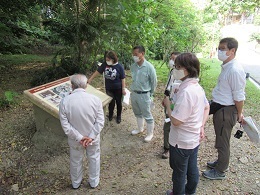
[24,77,112,118]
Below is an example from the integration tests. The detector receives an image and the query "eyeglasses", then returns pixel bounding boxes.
[173,65,182,70]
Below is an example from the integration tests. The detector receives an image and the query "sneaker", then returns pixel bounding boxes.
[165,189,173,195]
[202,169,225,180]
[162,149,169,159]
[207,160,218,169]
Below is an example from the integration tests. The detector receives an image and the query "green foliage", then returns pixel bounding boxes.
[42,0,106,70]
[254,15,260,26]
[0,1,60,54]
[244,80,260,116]
[1,0,259,78]
[199,58,221,98]
[206,0,260,25]
[99,0,163,68]
[0,91,18,109]
[250,32,260,44]
[30,66,68,87]
[199,59,211,82]
[151,60,169,84]
[30,55,87,87]
[0,0,38,22]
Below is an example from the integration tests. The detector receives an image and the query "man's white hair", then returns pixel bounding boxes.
[70,74,88,89]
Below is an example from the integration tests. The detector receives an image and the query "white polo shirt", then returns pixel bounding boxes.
[169,78,208,149]
[212,59,246,105]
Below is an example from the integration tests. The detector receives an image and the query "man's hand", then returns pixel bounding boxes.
[80,137,93,147]
[237,113,245,124]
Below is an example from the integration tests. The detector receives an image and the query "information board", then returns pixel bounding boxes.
[24,77,112,118]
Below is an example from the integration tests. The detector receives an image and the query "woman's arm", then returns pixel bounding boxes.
[122,78,126,95]
[163,96,183,126]
[87,71,100,84]
[200,103,210,141]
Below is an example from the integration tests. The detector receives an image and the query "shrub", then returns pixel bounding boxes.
[0,91,18,109]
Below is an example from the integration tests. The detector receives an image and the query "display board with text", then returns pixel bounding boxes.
[24,77,112,119]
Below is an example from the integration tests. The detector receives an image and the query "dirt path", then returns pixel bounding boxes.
[0,62,259,194]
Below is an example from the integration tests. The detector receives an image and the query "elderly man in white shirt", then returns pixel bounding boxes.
[59,74,104,189]
[203,37,246,180]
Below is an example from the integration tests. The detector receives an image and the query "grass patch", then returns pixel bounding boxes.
[243,81,260,116]
[150,59,169,84]
[0,90,19,109]
[199,58,221,99]
[0,54,53,70]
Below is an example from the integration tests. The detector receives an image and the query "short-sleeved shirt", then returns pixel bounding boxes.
[169,78,208,149]
[130,59,157,95]
[97,62,125,90]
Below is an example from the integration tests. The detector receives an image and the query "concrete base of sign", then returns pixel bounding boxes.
[32,105,109,149]
[32,105,67,149]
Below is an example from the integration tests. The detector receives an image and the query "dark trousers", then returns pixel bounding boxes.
[169,144,199,195]
[163,107,170,150]
[213,106,237,172]
[106,88,123,118]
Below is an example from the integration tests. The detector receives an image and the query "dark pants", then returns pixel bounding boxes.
[213,106,237,172]
[163,107,170,150]
[169,144,199,195]
[106,88,123,118]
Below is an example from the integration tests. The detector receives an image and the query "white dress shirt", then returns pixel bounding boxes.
[212,59,246,106]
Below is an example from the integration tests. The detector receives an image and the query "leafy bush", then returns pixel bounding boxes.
[30,66,68,87]
[250,32,260,44]
[30,55,88,86]
[0,91,18,109]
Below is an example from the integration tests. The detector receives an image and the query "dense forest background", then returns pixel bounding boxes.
[0,0,259,85]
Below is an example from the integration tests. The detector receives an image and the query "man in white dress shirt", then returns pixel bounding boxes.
[59,74,104,189]
[203,37,246,180]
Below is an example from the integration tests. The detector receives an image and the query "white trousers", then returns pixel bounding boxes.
[68,136,100,188]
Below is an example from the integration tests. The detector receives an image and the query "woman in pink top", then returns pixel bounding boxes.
[163,53,210,195]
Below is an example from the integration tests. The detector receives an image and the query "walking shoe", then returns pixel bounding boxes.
[116,116,121,124]
[202,169,225,180]
[162,149,169,159]
[107,115,113,121]
[165,189,173,195]
[207,160,218,169]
